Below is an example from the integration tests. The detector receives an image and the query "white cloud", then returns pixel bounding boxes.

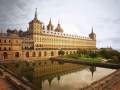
[0,0,120,49]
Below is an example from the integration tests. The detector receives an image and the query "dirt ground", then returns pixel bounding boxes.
[0,78,14,90]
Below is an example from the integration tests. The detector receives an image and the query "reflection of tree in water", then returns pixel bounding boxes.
[48,77,54,86]
[89,65,96,79]
[57,75,61,84]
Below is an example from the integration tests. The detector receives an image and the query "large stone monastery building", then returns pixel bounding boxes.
[0,9,96,60]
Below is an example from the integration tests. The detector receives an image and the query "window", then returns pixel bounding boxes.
[4,40,6,43]
[9,47,11,51]
[39,52,41,57]
[51,51,54,56]
[32,52,36,57]
[9,40,11,43]
[4,47,6,51]
[15,52,19,57]
[66,51,68,54]
[44,51,47,56]
[26,52,29,58]
[74,51,75,54]
[3,52,8,59]
[16,40,18,43]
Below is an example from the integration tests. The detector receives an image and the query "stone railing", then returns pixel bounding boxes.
[80,69,120,90]
[0,65,36,90]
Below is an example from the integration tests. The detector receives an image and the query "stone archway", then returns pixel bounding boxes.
[51,51,54,56]
[3,52,8,59]
[32,52,36,57]
[44,51,47,56]
[0,69,4,78]
[66,51,68,55]
[0,70,3,76]
[26,52,29,58]
[15,52,20,57]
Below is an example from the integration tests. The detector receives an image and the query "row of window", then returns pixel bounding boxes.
[34,37,90,44]
[26,51,54,57]
[25,51,77,58]
[0,47,11,51]
[3,52,20,59]
[0,39,11,43]
[0,39,19,44]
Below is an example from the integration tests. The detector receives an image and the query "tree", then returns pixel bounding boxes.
[99,49,120,59]
[89,52,98,59]
[58,50,65,56]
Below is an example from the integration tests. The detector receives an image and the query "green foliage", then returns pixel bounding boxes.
[58,50,65,56]
[89,52,98,59]
[99,49,119,59]
[63,48,120,64]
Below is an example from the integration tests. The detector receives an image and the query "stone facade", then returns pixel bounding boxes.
[0,9,96,60]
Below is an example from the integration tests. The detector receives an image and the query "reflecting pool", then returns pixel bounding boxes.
[4,60,115,90]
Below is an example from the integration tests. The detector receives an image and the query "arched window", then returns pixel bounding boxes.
[44,51,47,56]
[74,51,75,54]
[3,52,8,59]
[4,40,6,43]
[9,40,11,43]
[39,52,41,57]
[66,51,68,54]
[32,52,36,57]
[51,51,54,56]
[15,52,19,57]
[26,52,29,58]
[16,40,18,43]
[4,47,6,51]
[9,47,11,51]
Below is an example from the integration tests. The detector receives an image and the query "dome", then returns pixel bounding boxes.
[55,22,63,33]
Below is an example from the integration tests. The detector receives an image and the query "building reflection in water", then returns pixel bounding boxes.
[32,60,85,90]
[4,60,116,90]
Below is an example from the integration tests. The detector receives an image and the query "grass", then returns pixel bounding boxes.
[63,54,104,63]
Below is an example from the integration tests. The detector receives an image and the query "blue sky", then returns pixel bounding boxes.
[0,0,120,49]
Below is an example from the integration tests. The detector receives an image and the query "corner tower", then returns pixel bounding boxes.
[47,18,54,31]
[89,27,96,40]
[28,8,43,36]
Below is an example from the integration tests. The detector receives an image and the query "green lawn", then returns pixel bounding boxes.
[63,54,103,63]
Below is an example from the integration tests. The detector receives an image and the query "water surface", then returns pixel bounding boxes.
[5,60,115,90]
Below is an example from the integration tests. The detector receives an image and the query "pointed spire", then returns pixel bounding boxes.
[55,20,64,33]
[49,18,52,24]
[58,20,60,26]
[56,20,61,29]
[34,8,38,20]
[91,27,94,34]
[47,18,54,31]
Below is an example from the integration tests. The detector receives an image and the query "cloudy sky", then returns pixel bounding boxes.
[0,0,120,50]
